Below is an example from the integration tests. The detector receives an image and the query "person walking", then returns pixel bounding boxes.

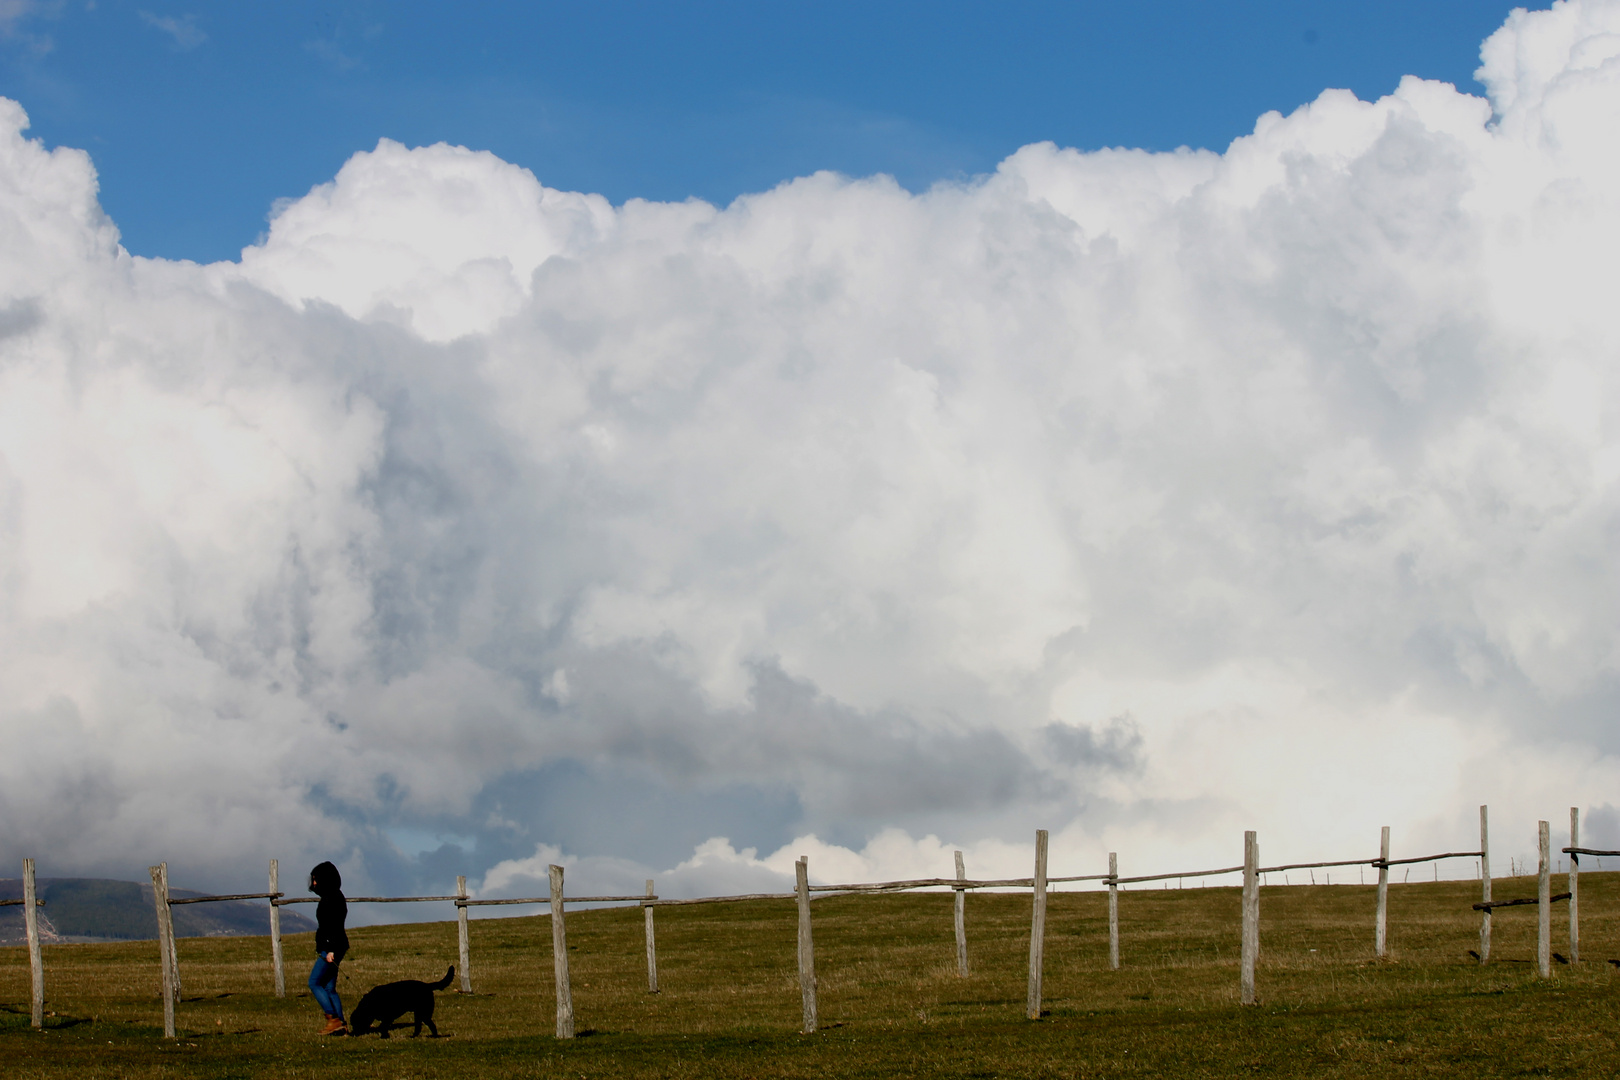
[308,861,349,1035]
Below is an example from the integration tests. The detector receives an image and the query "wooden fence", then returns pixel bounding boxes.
[10,804,1611,1038]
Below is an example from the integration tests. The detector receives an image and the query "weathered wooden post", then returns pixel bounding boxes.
[1479,805,1492,964]
[1026,829,1048,1020]
[148,865,175,1038]
[1568,807,1580,964]
[1241,831,1258,1005]
[1107,851,1119,971]
[269,859,285,997]
[23,858,43,1029]
[644,879,659,993]
[953,851,968,977]
[1537,820,1551,979]
[1375,826,1390,958]
[457,875,472,993]
[548,865,574,1039]
[795,856,817,1033]
[158,863,180,1000]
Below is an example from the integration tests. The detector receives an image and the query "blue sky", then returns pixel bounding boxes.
[3,0,1516,263]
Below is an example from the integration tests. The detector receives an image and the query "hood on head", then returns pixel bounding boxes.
[309,861,342,896]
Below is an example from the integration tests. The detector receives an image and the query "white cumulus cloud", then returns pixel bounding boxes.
[1,3,1619,903]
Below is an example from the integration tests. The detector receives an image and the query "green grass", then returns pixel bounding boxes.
[4,872,1620,1077]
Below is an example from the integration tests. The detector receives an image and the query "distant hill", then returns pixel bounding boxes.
[0,878,315,944]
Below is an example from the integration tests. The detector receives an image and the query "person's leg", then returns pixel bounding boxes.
[325,964,344,1023]
[308,956,343,1022]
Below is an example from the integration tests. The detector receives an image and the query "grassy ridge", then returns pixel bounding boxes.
[3,872,1619,1077]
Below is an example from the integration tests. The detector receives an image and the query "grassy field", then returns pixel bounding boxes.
[4,871,1620,1078]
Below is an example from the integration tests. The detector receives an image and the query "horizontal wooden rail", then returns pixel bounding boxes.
[809,877,960,892]
[1474,892,1571,912]
[1098,851,1481,888]
[808,876,1040,893]
[1049,873,1115,883]
[1258,858,1375,873]
[456,894,649,906]
[1372,850,1483,868]
[1564,847,1620,857]
[275,895,463,905]
[648,892,799,906]
[559,895,650,904]
[0,898,44,907]
[1114,865,1243,884]
[168,892,283,905]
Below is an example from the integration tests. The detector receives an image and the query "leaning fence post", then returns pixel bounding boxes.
[23,858,43,1029]
[1108,851,1120,971]
[457,875,472,993]
[1537,820,1551,979]
[1568,807,1580,965]
[1375,826,1390,959]
[1241,830,1259,1005]
[149,865,175,1038]
[158,863,180,1001]
[1026,829,1048,1020]
[269,859,285,997]
[1479,805,1492,964]
[644,879,659,993]
[795,856,817,1034]
[548,865,574,1039]
[953,851,968,977]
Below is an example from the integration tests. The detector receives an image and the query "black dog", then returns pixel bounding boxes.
[347,966,454,1038]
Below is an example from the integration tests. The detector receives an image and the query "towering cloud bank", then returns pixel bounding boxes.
[1,2,1618,900]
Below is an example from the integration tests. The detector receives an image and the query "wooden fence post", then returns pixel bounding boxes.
[1537,820,1551,979]
[158,863,180,1001]
[1479,805,1491,964]
[1568,807,1580,965]
[269,859,285,997]
[23,858,43,1029]
[796,857,817,1034]
[1375,826,1390,959]
[1241,831,1258,1005]
[1026,829,1048,1020]
[159,867,180,1003]
[148,865,175,1038]
[953,851,968,977]
[457,875,472,993]
[1108,852,1119,971]
[548,865,574,1039]
[644,879,659,993]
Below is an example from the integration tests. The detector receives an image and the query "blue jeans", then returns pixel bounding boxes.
[309,955,343,1019]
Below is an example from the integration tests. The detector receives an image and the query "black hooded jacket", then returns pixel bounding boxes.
[309,861,349,962]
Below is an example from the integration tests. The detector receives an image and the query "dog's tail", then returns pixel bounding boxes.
[431,966,455,991]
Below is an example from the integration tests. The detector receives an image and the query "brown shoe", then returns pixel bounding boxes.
[320,1015,347,1036]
